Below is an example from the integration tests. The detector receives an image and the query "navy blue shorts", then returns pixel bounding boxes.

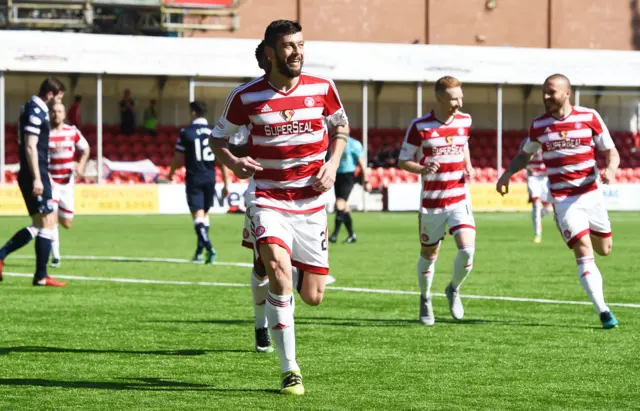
[18,171,54,216]
[185,179,215,212]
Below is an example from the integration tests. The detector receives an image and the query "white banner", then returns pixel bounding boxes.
[157,183,384,214]
[158,183,248,214]
[387,183,640,212]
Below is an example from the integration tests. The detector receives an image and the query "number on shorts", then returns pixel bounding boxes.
[194,138,215,162]
[320,230,328,251]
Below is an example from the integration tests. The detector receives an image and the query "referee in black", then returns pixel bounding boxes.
[329,136,371,244]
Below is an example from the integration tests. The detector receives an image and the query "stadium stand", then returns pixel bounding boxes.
[4,123,640,187]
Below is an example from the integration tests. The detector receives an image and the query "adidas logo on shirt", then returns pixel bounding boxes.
[261,104,272,113]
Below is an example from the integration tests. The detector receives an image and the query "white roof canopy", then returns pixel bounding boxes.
[1,30,640,87]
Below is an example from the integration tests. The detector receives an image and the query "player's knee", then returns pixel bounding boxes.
[458,246,475,263]
[420,245,439,260]
[301,289,324,306]
[595,241,612,257]
[60,218,73,229]
[335,199,346,211]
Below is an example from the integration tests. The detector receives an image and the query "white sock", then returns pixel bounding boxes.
[451,247,475,290]
[577,256,609,314]
[532,202,542,236]
[541,204,552,218]
[51,225,61,260]
[251,270,269,329]
[417,256,437,299]
[266,292,298,373]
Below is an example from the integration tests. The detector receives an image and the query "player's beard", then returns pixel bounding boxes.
[275,53,303,78]
[544,98,562,113]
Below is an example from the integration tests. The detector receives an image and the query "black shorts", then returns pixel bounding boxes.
[185,179,215,212]
[335,172,356,200]
[18,171,54,216]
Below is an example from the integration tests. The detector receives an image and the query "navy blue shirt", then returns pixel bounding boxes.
[18,96,51,178]
[176,118,216,182]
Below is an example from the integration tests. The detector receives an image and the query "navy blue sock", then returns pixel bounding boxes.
[194,222,213,253]
[0,226,36,260]
[34,229,53,281]
[332,210,345,237]
[344,212,354,236]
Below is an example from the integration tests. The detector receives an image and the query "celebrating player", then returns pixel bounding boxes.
[48,102,91,267]
[0,77,67,286]
[520,137,552,243]
[397,76,475,327]
[168,101,230,264]
[210,20,349,395]
[497,74,620,329]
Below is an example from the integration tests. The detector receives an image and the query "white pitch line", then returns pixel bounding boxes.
[12,255,253,268]
[4,272,640,309]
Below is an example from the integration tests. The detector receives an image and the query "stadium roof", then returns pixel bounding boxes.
[1,30,640,87]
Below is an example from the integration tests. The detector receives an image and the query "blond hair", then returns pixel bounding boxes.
[435,76,462,96]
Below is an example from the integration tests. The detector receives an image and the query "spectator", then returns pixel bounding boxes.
[67,95,82,127]
[376,143,400,168]
[143,99,158,136]
[119,89,136,136]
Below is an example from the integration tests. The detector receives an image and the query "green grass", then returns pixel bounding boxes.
[0,212,639,410]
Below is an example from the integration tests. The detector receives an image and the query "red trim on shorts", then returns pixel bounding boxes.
[256,204,325,215]
[256,236,292,256]
[241,240,253,249]
[530,196,540,202]
[59,206,73,214]
[292,260,329,275]
[590,230,612,238]
[449,224,476,235]
[566,229,590,249]
[421,238,443,248]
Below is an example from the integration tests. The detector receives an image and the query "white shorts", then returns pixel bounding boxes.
[527,175,550,203]
[241,211,254,250]
[554,190,612,249]
[249,206,329,275]
[419,204,476,247]
[52,183,74,219]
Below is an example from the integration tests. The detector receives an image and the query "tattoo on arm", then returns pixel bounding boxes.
[506,152,533,175]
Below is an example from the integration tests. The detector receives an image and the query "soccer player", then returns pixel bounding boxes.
[497,74,619,329]
[210,20,349,395]
[168,101,230,264]
[397,76,475,327]
[328,136,371,244]
[0,77,67,286]
[48,102,91,267]
[521,138,553,243]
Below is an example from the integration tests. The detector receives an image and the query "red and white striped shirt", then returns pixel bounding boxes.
[212,74,348,213]
[523,106,614,200]
[399,111,471,214]
[48,124,89,185]
[520,138,546,176]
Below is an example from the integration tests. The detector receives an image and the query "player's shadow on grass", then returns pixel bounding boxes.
[0,346,246,356]
[0,377,279,393]
[152,317,596,329]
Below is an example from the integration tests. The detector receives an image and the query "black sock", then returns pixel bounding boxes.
[296,269,305,294]
[332,210,345,237]
[344,212,354,237]
[0,227,36,260]
[35,230,52,281]
[195,223,213,252]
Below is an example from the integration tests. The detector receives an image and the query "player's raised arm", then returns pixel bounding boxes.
[496,136,538,195]
[397,119,439,175]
